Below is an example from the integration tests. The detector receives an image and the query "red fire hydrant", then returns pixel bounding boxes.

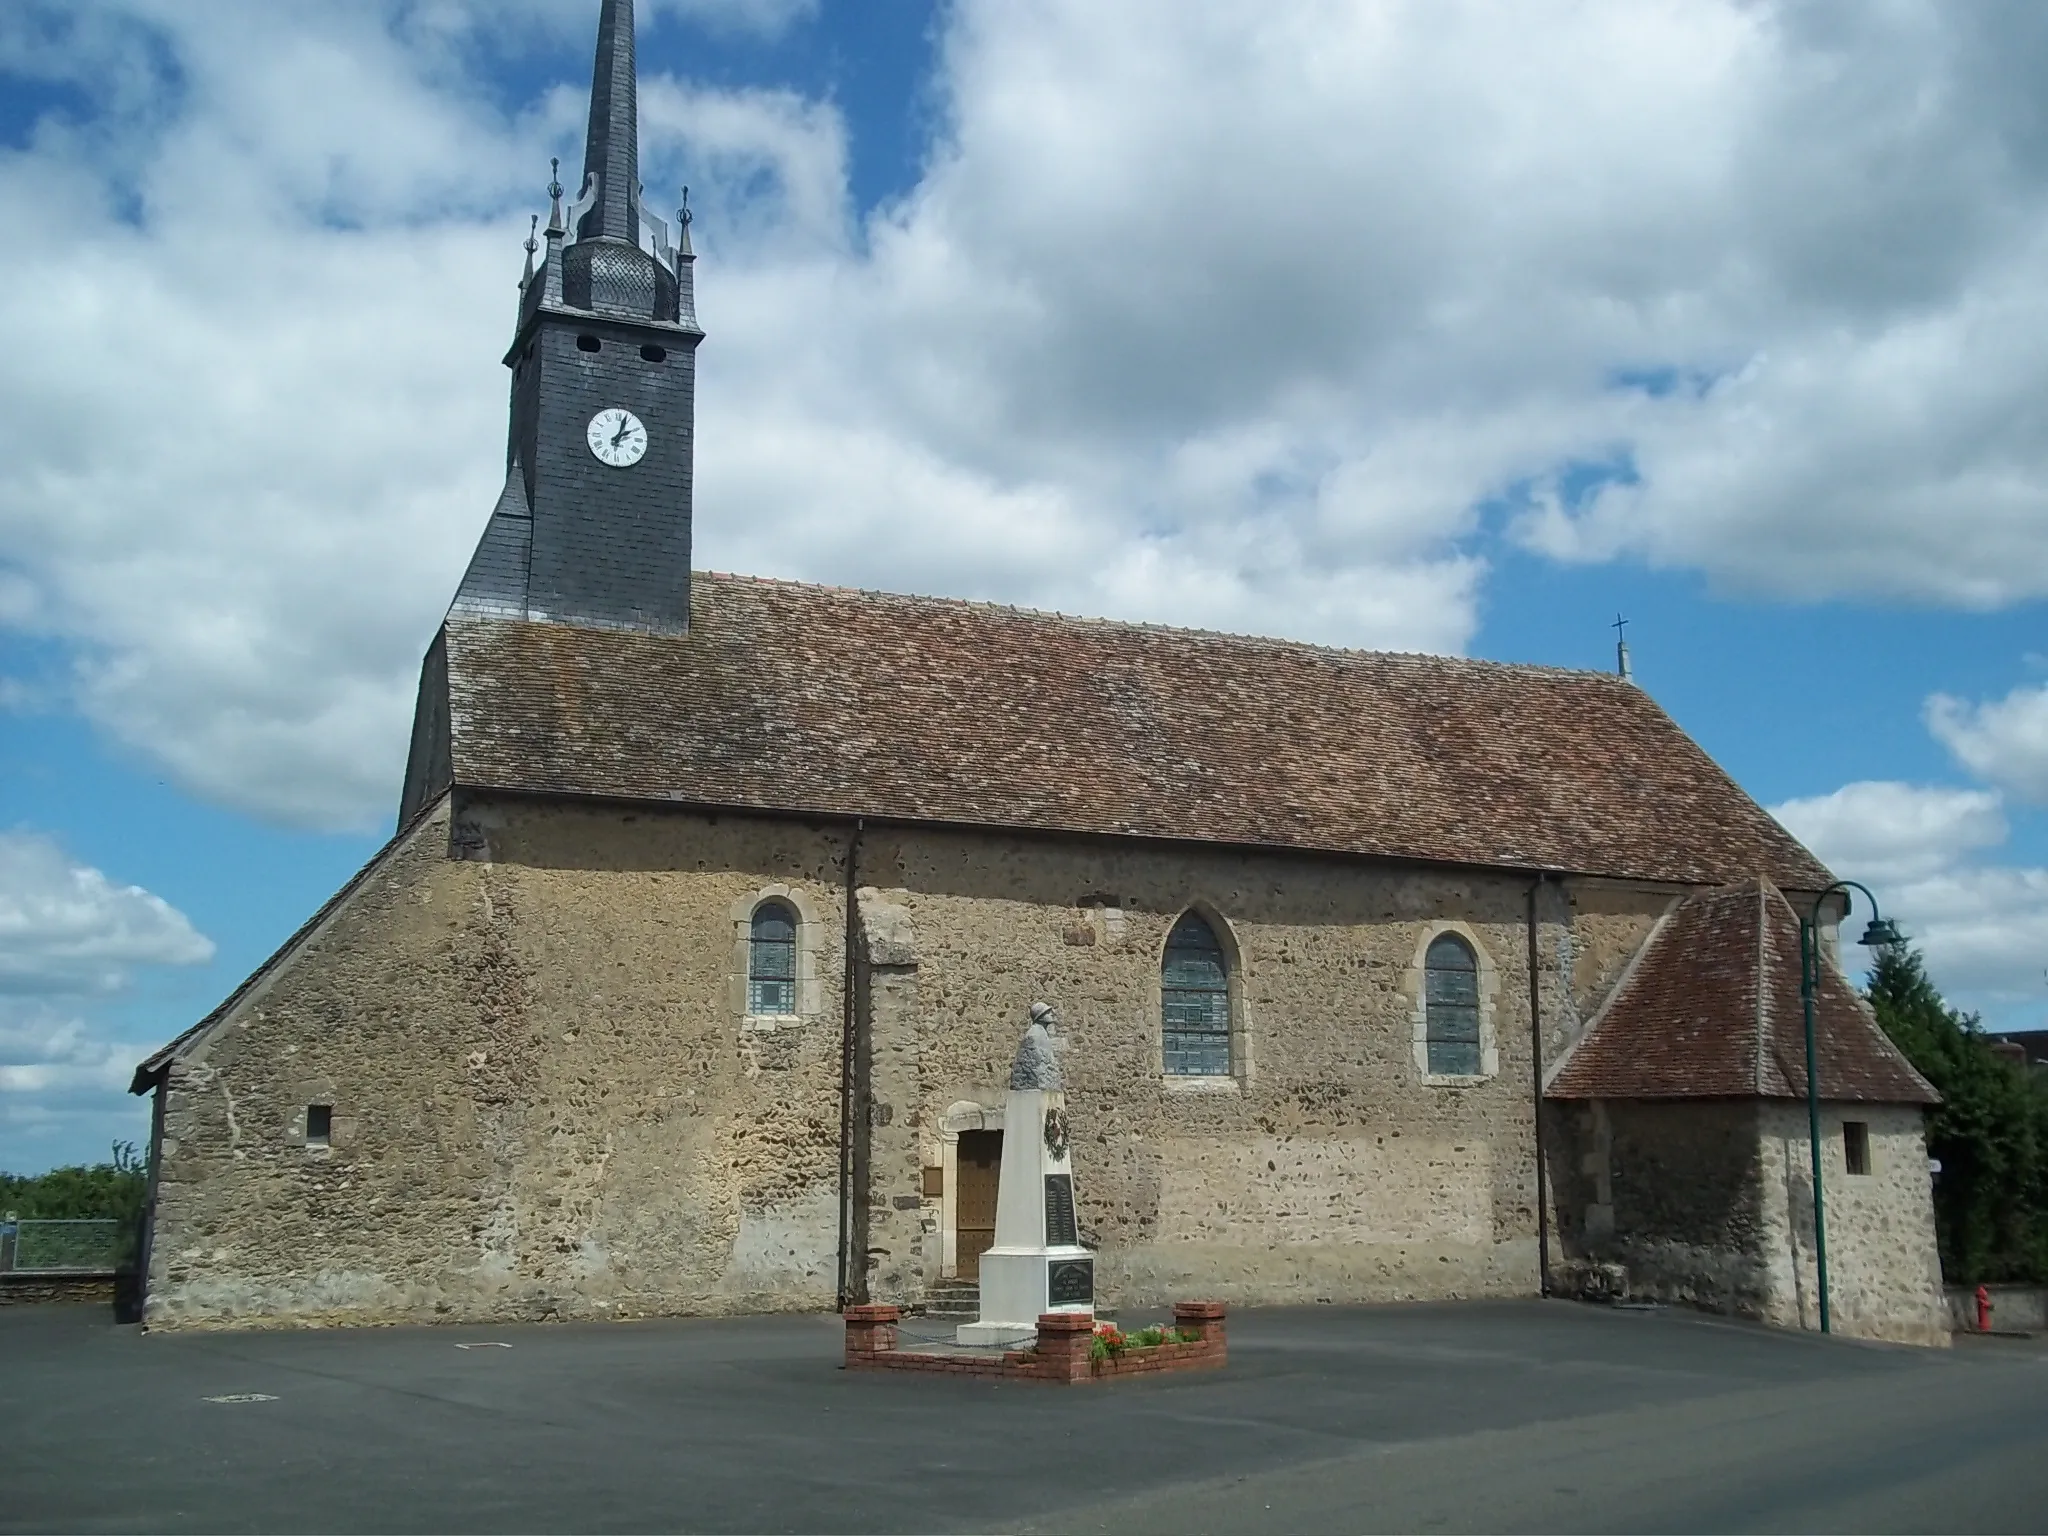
[1975,1284,1992,1333]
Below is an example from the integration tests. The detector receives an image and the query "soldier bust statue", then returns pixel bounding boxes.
[1008,1001,1063,1092]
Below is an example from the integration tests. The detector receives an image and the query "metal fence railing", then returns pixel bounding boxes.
[1,1219,123,1274]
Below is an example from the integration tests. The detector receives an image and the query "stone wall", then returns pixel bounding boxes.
[144,795,1682,1329]
[147,798,852,1329]
[1551,1096,1949,1345]
[1552,1099,1773,1315]
[1551,884,1673,1058]
[1756,1100,1948,1346]
[0,1273,116,1307]
[846,824,1625,1311]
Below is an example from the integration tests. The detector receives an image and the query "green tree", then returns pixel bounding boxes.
[0,1142,148,1226]
[1867,946,2048,1283]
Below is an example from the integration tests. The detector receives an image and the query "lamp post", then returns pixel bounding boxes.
[1798,881,1903,1335]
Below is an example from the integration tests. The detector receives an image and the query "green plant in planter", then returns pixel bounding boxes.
[1091,1322,1202,1360]
[1088,1323,1127,1362]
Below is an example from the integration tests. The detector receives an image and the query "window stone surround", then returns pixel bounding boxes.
[1150,900,1254,1089]
[730,884,827,1029]
[1406,920,1502,1085]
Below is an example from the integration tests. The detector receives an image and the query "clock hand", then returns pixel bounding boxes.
[612,418,632,446]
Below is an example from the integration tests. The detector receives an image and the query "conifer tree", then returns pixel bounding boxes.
[1867,946,2048,1282]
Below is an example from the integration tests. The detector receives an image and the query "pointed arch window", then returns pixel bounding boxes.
[748,901,798,1016]
[1425,933,1482,1076]
[1163,912,1231,1076]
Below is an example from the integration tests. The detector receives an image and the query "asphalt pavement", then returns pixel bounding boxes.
[3,1299,2043,1533]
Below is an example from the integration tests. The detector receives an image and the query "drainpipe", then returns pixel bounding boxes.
[1527,875,1552,1298]
[835,818,864,1312]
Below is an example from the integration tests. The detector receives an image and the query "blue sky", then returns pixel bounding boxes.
[4,0,2047,1174]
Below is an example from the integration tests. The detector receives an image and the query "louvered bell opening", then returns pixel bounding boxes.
[561,240,674,322]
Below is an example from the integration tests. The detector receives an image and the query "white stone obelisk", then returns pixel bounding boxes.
[956,1002,1095,1346]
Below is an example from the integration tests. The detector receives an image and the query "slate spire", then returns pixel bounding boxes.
[577,0,640,244]
[403,0,705,824]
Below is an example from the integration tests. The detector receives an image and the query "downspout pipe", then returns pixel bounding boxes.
[1527,875,1553,1298]
[835,818,863,1312]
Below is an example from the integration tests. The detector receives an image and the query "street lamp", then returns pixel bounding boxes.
[1799,881,1901,1334]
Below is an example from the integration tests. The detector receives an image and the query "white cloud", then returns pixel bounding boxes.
[0,2,561,828]
[1769,781,2007,887]
[0,833,208,1167]
[279,0,818,52]
[662,0,817,43]
[6,0,2048,832]
[0,831,213,995]
[1770,781,2048,1022]
[0,994,154,1168]
[0,1004,137,1096]
[1927,683,2048,804]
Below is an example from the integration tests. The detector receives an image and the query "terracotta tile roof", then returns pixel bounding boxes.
[1546,883,1937,1104]
[438,572,1833,888]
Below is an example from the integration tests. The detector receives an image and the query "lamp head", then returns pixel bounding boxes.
[1858,916,1904,949]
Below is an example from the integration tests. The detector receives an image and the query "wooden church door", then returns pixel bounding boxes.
[955,1130,1002,1281]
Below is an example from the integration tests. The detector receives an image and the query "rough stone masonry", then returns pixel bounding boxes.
[139,794,1944,1344]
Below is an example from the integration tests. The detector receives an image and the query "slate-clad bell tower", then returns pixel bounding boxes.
[449,0,703,637]
[401,0,701,824]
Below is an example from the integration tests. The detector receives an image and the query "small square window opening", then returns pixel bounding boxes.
[306,1104,333,1148]
[1843,1120,1870,1176]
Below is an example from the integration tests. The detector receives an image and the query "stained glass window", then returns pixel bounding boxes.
[748,902,798,1015]
[1425,933,1482,1075]
[1163,912,1231,1076]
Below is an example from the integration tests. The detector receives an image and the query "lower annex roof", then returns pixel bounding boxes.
[1547,882,1937,1105]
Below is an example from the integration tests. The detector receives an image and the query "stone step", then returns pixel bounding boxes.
[922,1281,980,1318]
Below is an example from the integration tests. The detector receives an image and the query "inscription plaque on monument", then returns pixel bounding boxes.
[1043,1173,1079,1247]
[1047,1256,1093,1307]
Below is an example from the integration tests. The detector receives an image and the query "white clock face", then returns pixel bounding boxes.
[586,408,648,468]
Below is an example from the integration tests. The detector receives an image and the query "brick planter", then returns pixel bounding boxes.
[842,1301,1227,1384]
[842,1303,901,1361]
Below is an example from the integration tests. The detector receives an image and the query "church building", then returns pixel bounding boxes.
[130,0,1949,1346]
